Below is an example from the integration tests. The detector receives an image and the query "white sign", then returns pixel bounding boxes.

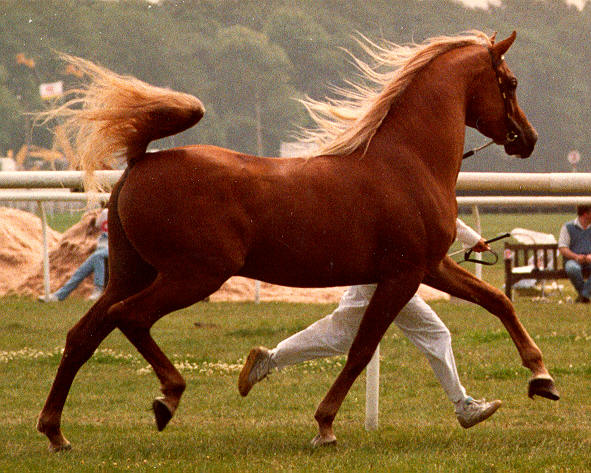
[567,150,581,165]
[39,81,63,100]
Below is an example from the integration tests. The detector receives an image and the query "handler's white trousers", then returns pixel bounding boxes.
[270,284,467,404]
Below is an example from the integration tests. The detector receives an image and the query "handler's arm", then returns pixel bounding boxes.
[455,218,490,252]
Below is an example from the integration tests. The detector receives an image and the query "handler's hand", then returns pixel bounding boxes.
[470,238,490,253]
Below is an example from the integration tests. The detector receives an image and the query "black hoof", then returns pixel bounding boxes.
[152,398,173,431]
[528,377,560,401]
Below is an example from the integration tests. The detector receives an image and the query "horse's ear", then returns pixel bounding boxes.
[490,31,517,62]
[490,32,497,45]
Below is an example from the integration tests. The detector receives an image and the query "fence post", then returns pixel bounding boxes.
[365,344,380,431]
[37,200,51,298]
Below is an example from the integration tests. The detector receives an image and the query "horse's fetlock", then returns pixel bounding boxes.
[164,380,186,398]
[314,409,334,426]
[36,414,57,436]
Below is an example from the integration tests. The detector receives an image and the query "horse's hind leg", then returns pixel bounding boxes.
[38,178,160,451]
[118,326,185,432]
[37,296,119,451]
[109,271,224,432]
[313,270,423,447]
[423,256,559,401]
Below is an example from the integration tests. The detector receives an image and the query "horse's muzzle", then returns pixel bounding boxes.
[504,119,538,159]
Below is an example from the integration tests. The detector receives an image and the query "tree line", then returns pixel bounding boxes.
[0,0,589,172]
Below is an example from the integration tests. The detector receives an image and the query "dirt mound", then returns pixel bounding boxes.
[15,209,102,298]
[210,279,448,303]
[0,207,449,302]
[0,207,60,294]
[211,277,347,303]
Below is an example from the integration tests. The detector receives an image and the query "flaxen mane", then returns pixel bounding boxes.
[299,30,492,157]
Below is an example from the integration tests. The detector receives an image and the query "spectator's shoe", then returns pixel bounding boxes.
[38,293,59,303]
[89,289,103,301]
[238,346,273,397]
[575,295,590,304]
[455,397,502,428]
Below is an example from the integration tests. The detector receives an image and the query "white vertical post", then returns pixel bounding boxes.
[365,343,380,431]
[38,200,50,297]
[254,280,261,304]
[471,204,482,280]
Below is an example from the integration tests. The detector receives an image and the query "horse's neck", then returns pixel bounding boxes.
[367,61,471,190]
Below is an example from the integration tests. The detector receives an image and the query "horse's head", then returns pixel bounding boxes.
[466,31,538,159]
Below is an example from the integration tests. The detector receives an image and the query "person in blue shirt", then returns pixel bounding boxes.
[558,205,591,303]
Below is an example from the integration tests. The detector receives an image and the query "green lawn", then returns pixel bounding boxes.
[1,211,589,472]
[1,295,590,472]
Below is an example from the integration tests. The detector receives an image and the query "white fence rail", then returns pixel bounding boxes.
[3,170,591,191]
[2,171,591,432]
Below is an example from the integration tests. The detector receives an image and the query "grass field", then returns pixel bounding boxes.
[1,212,590,472]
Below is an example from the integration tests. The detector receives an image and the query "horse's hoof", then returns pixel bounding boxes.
[152,397,174,431]
[49,440,72,452]
[528,376,560,401]
[310,433,337,449]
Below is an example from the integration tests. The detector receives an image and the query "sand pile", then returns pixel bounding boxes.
[0,207,61,294]
[16,209,103,298]
[0,207,448,302]
[210,277,347,303]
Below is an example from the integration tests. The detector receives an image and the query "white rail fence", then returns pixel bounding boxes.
[2,171,591,432]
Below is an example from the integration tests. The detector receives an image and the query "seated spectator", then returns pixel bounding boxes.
[558,205,591,303]
[39,207,108,302]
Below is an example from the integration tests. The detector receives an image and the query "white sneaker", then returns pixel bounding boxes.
[455,397,502,428]
[238,346,274,397]
[38,293,59,303]
[89,289,103,301]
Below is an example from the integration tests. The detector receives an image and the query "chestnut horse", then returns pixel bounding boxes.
[37,30,558,451]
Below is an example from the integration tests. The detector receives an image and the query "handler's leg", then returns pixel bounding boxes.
[239,285,374,396]
[394,294,501,427]
[394,294,467,403]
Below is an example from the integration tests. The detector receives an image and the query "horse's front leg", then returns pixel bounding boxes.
[312,269,424,447]
[424,256,559,401]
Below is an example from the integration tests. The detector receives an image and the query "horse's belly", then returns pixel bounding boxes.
[238,254,376,288]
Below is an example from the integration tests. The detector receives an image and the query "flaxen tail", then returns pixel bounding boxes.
[36,53,204,192]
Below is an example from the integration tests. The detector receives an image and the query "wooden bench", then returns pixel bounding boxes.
[504,242,565,300]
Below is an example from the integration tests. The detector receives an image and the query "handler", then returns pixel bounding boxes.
[239,219,501,429]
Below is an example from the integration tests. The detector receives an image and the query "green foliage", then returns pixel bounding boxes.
[0,0,589,170]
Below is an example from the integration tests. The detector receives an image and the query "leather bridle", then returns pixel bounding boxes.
[488,50,519,144]
[462,50,519,160]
